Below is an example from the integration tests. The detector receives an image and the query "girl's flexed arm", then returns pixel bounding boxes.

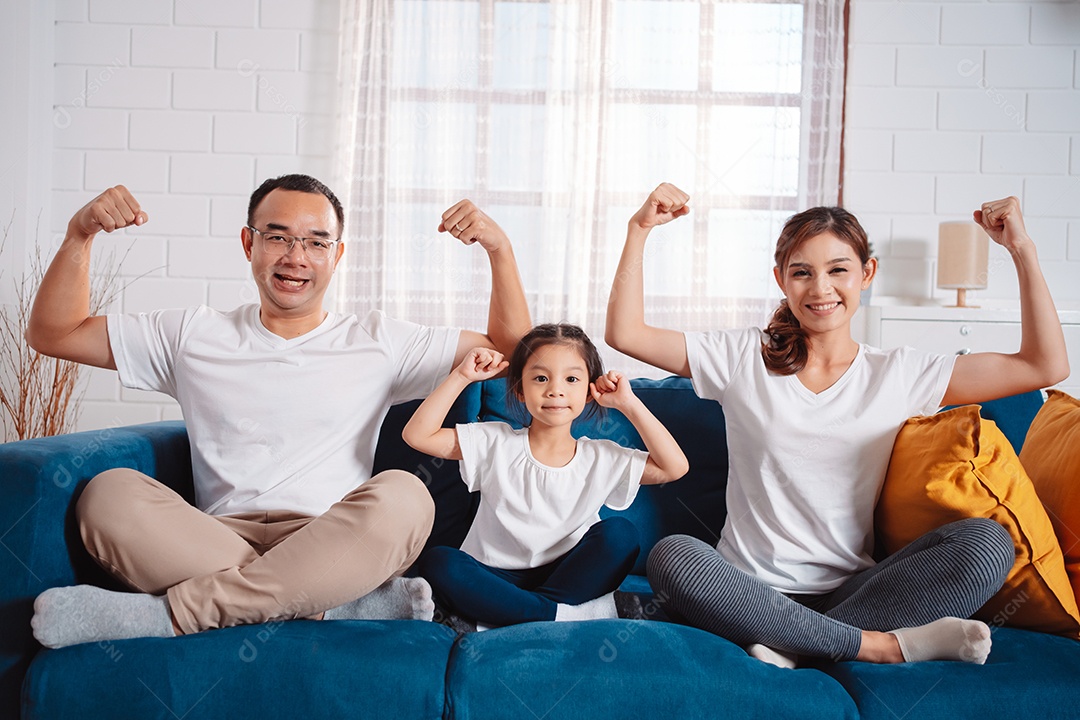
[403,348,508,460]
[605,183,693,377]
[591,371,689,485]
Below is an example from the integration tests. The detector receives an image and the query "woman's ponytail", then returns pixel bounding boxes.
[762,299,808,375]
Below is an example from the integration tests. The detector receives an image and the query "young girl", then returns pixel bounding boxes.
[403,323,689,628]
[607,184,1068,667]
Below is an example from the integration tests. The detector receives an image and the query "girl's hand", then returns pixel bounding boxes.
[590,370,636,409]
[629,183,690,231]
[974,196,1031,254]
[455,347,508,383]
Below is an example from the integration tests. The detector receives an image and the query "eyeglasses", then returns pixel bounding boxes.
[246,226,340,261]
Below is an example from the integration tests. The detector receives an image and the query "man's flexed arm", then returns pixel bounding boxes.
[25,186,148,369]
[440,200,532,363]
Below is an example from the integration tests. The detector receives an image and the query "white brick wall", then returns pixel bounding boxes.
[893,131,981,173]
[89,0,172,26]
[174,0,257,28]
[215,29,301,72]
[84,67,172,108]
[131,27,216,68]
[173,70,255,111]
[51,0,337,430]
[130,110,212,150]
[939,4,1030,46]
[1030,3,1080,46]
[845,0,1080,305]
[985,47,1073,89]
[982,133,1070,175]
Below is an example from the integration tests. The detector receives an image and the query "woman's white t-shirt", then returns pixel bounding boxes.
[108,304,459,517]
[456,421,649,570]
[684,327,955,594]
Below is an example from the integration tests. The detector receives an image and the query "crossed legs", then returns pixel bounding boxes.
[419,516,640,627]
[647,518,1015,665]
[32,467,435,648]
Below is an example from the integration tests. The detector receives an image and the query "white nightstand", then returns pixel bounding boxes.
[861,302,1080,399]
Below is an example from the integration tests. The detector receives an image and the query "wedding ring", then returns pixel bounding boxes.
[454,224,463,232]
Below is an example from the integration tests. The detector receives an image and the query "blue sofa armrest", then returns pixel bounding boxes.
[0,421,191,720]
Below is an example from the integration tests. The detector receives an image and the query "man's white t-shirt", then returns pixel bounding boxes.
[108,304,459,517]
[456,421,649,570]
[685,327,955,594]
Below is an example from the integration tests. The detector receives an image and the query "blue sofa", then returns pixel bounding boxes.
[4,377,1079,719]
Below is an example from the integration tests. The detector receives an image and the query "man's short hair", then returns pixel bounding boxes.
[247,175,345,237]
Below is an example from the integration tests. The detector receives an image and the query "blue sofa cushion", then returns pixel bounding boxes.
[23,620,456,720]
[477,376,728,574]
[815,627,1080,720]
[444,620,858,719]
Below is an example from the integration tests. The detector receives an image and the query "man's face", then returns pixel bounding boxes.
[242,189,343,318]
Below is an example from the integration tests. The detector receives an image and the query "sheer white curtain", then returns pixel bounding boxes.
[335,0,846,374]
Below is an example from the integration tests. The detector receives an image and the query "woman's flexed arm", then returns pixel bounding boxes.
[942,197,1070,406]
[605,183,693,377]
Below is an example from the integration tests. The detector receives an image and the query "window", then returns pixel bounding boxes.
[337,0,846,370]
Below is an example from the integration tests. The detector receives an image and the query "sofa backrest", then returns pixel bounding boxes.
[0,377,1045,719]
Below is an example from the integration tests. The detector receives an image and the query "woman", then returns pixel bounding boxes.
[605,183,1068,667]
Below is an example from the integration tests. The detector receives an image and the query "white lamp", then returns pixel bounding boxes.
[937,222,989,308]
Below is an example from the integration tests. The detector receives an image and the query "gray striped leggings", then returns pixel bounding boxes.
[646,518,1014,661]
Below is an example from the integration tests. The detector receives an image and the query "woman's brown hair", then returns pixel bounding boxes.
[762,207,871,375]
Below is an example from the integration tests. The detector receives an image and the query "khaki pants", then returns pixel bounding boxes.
[77,468,435,635]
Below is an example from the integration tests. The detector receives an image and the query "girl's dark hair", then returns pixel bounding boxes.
[762,206,871,376]
[506,323,606,423]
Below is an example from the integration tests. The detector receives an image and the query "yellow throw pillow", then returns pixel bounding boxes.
[876,405,1080,637]
[1020,390,1080,606]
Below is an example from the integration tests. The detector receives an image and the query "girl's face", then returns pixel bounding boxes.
[773,231,876,337]
[518,343,592,430]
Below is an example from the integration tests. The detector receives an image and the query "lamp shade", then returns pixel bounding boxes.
[937,221,988,290]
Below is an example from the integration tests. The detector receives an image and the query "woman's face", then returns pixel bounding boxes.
[773,232,876,337]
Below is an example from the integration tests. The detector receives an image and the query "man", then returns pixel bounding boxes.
[27,175,531,648]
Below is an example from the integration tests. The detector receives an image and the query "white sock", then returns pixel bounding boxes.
[889,617,992,664]
[324,577,435,622]
[31,585,174,649]
[554,592,618,622]
[747,643,798,669]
